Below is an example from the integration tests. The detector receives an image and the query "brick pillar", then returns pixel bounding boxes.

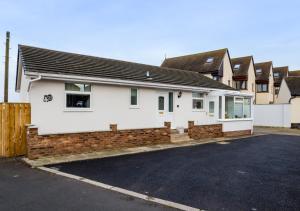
[26,126,39,159]
[110,124,118,132]
[164,122,171,129]
[188,121,194,137]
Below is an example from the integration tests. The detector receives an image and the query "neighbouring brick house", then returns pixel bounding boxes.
[254,61,275,104]
[273,66,289,102]
[16,45,254,159]
[231,56,256,100]
[161,49,234,88]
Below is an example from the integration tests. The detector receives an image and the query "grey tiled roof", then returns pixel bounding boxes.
[254,61,273,82]
[161,49,228,74]
[285,77,300,96]
[289,70,300,77]
[273,66,288,86]
[18,45,234,91]
[231,56,253,79]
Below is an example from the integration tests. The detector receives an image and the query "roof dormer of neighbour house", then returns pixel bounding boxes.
[161,48,234,88]
[273,66,289,96]
[231,56,256,96]
[289,70,300,77]
[254,61,274,104]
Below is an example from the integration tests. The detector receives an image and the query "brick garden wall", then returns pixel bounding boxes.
[223,130,252,137]
[188,121,223,139]
[27,122,171,159]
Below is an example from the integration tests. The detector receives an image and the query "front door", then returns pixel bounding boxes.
[157,91,174,127]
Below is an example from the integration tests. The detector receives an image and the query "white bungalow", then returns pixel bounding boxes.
[16,45,254,158]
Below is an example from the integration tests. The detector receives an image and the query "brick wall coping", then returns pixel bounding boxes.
[26,124,38,129]
[217,118,253,122]
[28,125,170,136]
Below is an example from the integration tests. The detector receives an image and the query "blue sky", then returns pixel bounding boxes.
[1,0,300,101]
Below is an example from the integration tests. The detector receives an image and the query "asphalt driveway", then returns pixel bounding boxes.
[0,158,172,211]
[49,135,300,211]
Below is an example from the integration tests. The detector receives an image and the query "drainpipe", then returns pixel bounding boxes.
[27,75,42,91]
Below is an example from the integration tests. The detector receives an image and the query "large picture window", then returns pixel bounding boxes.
[225,96,251,119]
[65,83,91,109]
[192,92,204,111]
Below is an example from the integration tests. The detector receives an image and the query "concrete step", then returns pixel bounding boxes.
[171,133,192,143]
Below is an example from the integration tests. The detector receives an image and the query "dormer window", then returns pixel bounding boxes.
[256,68,262,74]
[274,72,280,78]
[234,64,241,70]
[206,57,214,63]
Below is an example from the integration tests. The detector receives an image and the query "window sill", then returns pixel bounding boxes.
[64,108,93,112]
[218,118,253,122]
[192,109,205,112]
[129,106,140,109]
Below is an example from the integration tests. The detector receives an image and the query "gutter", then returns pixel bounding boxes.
[25,72,241,94]
[27,74,42,91]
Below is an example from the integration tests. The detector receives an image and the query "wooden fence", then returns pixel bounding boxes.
[0,103,31,157]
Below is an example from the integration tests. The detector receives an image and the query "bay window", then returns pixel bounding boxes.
[225,96,251,119]
[65,83,91,109]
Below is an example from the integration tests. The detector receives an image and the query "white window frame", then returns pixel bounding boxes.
[192,92,205,112]
[64,83,92,112]
[209,101,215,116]
[224,96,252,119]
[129,88,140,109]
[256,68,262,74]
[206,57,214,63]
[212,75,219,81]
[234,64,241,70]
[274,72,280,78]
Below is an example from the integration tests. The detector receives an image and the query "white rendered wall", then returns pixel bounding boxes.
[28,80,254,135]
[253,104,291,127]
[220,120,253,132]
[19,68,30,102]
[291,98,300,123]
[29,80,225,135]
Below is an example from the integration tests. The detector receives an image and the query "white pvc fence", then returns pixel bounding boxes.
[253,104,291,128]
